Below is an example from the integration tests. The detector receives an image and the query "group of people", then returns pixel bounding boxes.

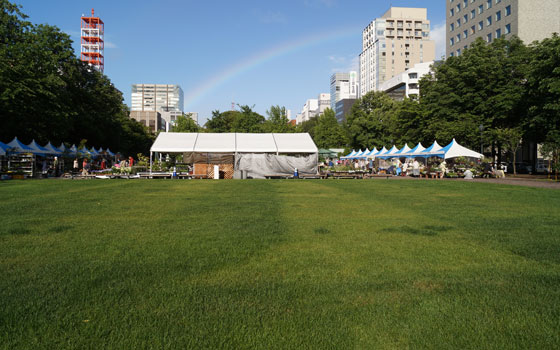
[70,156,134,175]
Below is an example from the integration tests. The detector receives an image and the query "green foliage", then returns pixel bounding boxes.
[313,108,347,148]
[345,91,396,149]
[494,127,523,174]
[263,105,295,133]
[171,114,199,132]
[0,0,153,156]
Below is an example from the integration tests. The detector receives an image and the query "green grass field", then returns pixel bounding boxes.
[1,179,559,349]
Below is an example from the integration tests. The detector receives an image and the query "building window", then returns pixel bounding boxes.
[450,8,455,17]
[487,33,492,42]
[450,52,454,57]
[463,0,468,7]
[496,28,501,38]
[457,49,461,56]
[478,5,483,14]
[505,5,511,16]
[478,21,483,30]
[486,0,492,9]
[471,25,476,34]
[471,9,475,19]
[496,11,501,21]
[457,4,461,12]
[464,14,468,23]
[457,19,461,27]
[450,38,455,46]
[505,23,511,34]
[463,30,468,39]
[495,0,501,3]
[487,16,492,26]
[450,23,455,31]
[457,34,461,42]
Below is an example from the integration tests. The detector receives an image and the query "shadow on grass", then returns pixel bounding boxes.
[382,225,453,236]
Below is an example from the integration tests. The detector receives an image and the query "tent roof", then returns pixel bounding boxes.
[273,133,317,153]
[150,132,318,154]
[237,133,277,153]
[394,144,411,155]
[43,142,62,155]
[27,140,55,155]
[405,142,425,156]
[0,141,8,156]
[150,132,198,153]
[7,137,34,153]
[433,139,483,159]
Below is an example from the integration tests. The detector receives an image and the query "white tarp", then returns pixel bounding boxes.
[236,153,317,178]
[150,132,318,154]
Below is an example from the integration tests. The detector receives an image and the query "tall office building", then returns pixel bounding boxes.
[130,84,184,133]
[80,9,104,73]
[446,0,560,57]
[359,7,435,96]
[330,72,358,111]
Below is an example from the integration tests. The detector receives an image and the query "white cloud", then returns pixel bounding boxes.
[329,55,359,73]
[104,41,118,49]
[430,21,447,60]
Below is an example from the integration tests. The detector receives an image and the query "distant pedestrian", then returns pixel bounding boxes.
[73,158,78,172]
[53,157,59,176]
[412,160,420,177]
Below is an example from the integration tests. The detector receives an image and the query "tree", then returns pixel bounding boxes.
[494,127,523,175]
[0,0,153,156]
[540,131,560,181]
[205,110,240,132]
[171,114,199,132]
[264,105,295,133]
[525,34,560,149]
[419,37,529,151]
[313,108,347,148]
[231,105,265,133]
[344,91,396,149]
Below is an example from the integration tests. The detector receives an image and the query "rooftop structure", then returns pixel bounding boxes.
[80,9,104,73]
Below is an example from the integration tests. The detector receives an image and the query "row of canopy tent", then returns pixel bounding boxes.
[0,137,116,158]
[341,139,483,160]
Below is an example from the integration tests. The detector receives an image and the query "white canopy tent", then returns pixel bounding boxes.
[149,132,319,177]
[432,139,483,159]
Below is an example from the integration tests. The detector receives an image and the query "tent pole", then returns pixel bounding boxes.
[149,151,152,175]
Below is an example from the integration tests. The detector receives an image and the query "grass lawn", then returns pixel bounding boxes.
[1,179,559,349]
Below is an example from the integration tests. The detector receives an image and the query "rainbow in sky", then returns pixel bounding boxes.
[183,26,361,111]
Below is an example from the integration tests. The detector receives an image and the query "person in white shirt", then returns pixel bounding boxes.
[412,160,420,177]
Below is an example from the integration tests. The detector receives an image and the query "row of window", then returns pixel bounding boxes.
[449,0,504,17]
[450,23,511,48]
[451,22,512,46]
[450,5,511,31]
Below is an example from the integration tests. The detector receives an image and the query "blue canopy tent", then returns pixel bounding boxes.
[430,139,483,159]
[0,141,9,156]
[403,142,426,158]
[378,145,399,159]
[89,147,100,158]
[392,144,412,158]
[341,150,357,160]
[27,140,52,155]
[365,147,379,159]
[78,146,92,157]
[106,148,116,157]
[6,137,34,153]
[43,142,62,155]
[354,148,370,159]
[418,141,443,158]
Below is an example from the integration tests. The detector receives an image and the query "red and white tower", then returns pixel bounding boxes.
[80,9,104,73]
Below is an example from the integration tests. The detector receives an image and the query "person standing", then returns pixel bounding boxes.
[82,158,88,176]
[73,158,78,172]
[129,156,134,167]
[412,159,420,177]
[53,157,59,177]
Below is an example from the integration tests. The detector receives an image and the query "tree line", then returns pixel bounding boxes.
[0,1,153,156]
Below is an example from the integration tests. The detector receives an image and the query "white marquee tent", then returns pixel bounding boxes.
[150,132,319,178]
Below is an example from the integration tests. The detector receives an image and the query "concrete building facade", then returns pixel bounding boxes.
[446,0,560,57]
[131,84,184,114]
[330,72,358,111]
[380,61,434,101]
[335,99,357,123]
[129,111,165,133]
[296,93,331,124]
[359,7,436,96]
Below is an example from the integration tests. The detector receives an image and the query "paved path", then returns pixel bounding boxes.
[370,175,560,189]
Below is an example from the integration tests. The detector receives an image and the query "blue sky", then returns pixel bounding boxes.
[16,0,446,124]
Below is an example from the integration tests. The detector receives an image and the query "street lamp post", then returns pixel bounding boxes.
[479,124,484,155]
